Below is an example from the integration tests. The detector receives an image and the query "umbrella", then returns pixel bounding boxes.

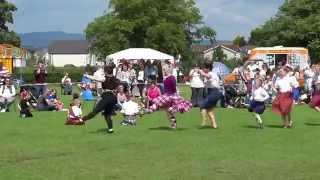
[212,62,230,78]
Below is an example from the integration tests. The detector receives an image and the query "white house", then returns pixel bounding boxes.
[48,40,96,67]
[204,44,242,61]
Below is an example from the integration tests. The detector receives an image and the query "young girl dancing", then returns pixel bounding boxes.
[248,78,269,129]
[309,68,320,111]
[199,62,223,128]
[149,67,192,129]
[272,66,299,128]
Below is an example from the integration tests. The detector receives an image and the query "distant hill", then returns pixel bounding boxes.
[19,31,85,50]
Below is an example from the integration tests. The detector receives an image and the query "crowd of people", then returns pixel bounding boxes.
[2,59,320,133]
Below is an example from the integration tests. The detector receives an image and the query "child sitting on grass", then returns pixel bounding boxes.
[120,94,140,126]
[19,88,33,118]
[146,81,161,110]
[65,93,84,125]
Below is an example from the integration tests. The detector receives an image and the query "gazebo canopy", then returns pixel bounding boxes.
[106,48,174,65]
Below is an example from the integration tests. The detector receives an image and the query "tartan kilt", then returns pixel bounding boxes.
[310,91,320,108]
[65,118,85,126]
[151,93,192,113]
[272,92,293,116]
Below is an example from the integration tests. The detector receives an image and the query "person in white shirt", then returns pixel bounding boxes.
[93,66,105,96]
[65,96,84,126]
[0,78,16,112]
[120,95,140,126]
[137,63,145,96]
[117,64,131,92]
[199,62,224,128]
[304,66,315,95]
[272,66,299,128]
[189,64,205,107]
[248,78,269,129]
[61,72,73,95]
[202,63,226,108]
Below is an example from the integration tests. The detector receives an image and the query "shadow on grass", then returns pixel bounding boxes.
[149,127,187,131]
[89,128,109,134]
[198,126,217,130]
[243,125,258,129]
[266,125,284,129]
[305,122,320,126]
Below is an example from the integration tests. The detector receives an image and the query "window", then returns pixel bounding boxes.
[289,54,300,67]
[266,54,275,66]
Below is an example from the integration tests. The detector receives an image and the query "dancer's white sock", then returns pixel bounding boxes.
[255,113,262,124]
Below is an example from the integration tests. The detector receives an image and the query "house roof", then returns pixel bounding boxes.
[191,44,213,53]
[49,40,89,54]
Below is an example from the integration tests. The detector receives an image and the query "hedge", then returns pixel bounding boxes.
[12,67,87,83]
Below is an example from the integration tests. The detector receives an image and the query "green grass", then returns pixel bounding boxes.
[0,86,320,180]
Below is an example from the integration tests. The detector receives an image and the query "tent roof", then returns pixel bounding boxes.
[107,48,174,61]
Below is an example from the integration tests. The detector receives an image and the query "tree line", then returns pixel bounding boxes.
[1,0,319,65]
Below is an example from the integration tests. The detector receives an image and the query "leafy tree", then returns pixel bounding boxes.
[86,0,215,67]
[233,35,246,47]
[212,46,227,62]
[0,0,20,46]
[196,26,216,45]
[250,0,320,63]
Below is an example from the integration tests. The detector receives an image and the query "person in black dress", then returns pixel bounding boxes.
[82,64,120,134]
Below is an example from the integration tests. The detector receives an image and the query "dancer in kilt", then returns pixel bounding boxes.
[248,78,269,129]
[272,66,299,128]
[309,67,320,111]
[82,65,120,134]
[150,67,192,129]
[200,62,223,128]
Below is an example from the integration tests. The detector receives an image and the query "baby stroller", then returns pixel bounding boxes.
[19,85,38,108]
[224,74,248,108]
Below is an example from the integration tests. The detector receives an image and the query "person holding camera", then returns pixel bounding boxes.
[34,62,48,98]
[189,64,205,107]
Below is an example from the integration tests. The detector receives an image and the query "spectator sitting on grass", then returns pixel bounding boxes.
[81,84,95,101]
[120,94,140,126]
[146,81,161,109]
[19,88,33,118]
[0,78,16,112]
[47,89,64,111]
[117,84,127,109]
[36,90,57,111]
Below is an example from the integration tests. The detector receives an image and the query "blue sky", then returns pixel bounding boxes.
[8,0,284,40]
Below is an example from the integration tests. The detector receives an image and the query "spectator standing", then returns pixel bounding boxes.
[61,72,72,95]
[137,63,145,96]
[189,64,205,107]
[34,62,47,98]
[93,66,105,96]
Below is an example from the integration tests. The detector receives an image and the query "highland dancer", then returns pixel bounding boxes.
[82,65,120,134]
[272,66,299,128]
[309,68,320,111]
[248,78,269,129]
[199,62,223,129]
[150,67,192,129]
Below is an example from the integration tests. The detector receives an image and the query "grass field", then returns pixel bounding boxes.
[0,86,320,180]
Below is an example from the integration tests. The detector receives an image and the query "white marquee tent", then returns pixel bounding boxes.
[106,48,174,65]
